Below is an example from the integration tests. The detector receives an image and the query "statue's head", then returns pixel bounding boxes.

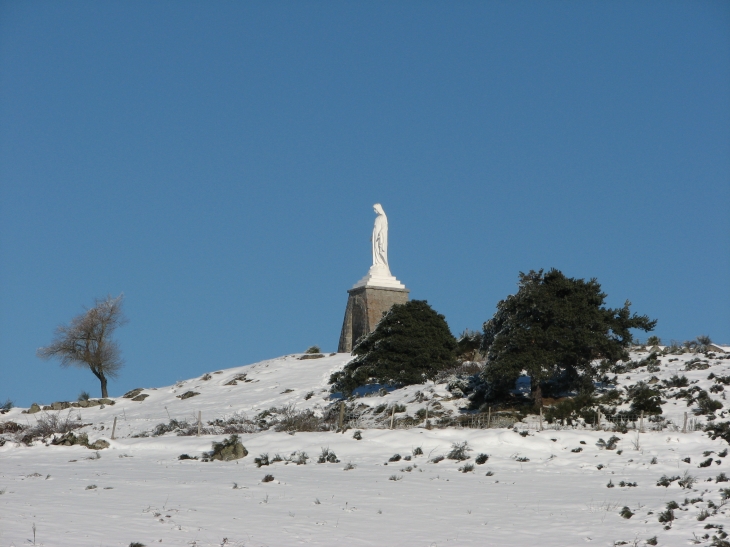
[373,203,385,215]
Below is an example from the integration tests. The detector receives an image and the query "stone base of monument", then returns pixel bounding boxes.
[337,266,409,353]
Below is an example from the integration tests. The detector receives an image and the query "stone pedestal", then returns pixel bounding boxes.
[337,269,409,353]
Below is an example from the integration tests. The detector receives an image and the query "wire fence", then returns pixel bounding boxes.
[336,403,705,434]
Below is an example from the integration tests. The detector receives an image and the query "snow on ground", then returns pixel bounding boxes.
[1,350,729,546]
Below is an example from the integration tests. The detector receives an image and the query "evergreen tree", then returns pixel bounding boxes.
[330,300,457,394]
[481,269,656,406]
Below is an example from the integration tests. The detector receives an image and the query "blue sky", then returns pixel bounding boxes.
[1,1,728,406]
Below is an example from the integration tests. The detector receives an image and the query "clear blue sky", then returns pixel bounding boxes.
[1,2,728,407]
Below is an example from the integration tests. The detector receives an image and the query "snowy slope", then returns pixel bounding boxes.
[1,350,729,547]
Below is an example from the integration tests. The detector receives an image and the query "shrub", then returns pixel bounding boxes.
[129,543,146,547]
[705,421,730,445]
[344,462,356,471]
[430,455,444,463]
[412,447,423,457]
[716,473,728,483]
[699,458,714,468]
[619,506,633,519]
[290,451,309,465]
[152,419,193,437]
[475,453,489,465]
[254,454,270,467]
[713,375,730,386]
[657,475,680,487]
[329,300,458,394]
[25,411,85,440]
[447,441,471,461]
[695,392,723,415]
[543,393,600,424]
[663,375,689,388]
[626,383,664,415]
[0,421,24,434]
[353,430,362,440]
[273,405,328,433]
[459,463,474,473]
[262,474,275,483]
[317,447,340,464]
[678,471,696,489]
[77,391,91,402]
[596,436,621,450]
[305,346,321,354]
[646,538,657,546]
[571,447,583,453]
[388,454,401,462]
[606,480,614,488]
[388,475,402,481]
[658,508,674,526]
[178,454,197,460]
[207,412,259,434]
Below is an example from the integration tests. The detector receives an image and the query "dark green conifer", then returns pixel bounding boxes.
[481,269,656,406]
[330,300,457,394]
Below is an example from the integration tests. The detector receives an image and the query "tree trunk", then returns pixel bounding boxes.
[99,374,108,398]
[532,382,543,408]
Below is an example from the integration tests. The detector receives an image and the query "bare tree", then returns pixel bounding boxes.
[37,294,127,398]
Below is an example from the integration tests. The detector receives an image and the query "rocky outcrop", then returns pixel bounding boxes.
[50,432,109,450]
[207,435,248,461]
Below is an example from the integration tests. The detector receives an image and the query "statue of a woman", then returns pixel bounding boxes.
[371,203,388,269]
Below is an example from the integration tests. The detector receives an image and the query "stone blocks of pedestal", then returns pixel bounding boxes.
[337,285,409,353]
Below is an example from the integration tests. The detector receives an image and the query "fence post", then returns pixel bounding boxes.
[390,405,396,430]
[487,406,491,429]
[539,406,543,431]
[197,411,202,437]
[682,412,687,433]
[111,416,117,440]
[639,410,644,433]
[338,401,345,431]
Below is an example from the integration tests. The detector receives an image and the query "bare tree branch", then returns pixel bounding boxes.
[37,294,127,398]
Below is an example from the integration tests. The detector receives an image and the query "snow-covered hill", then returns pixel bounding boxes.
[1,349,729,546]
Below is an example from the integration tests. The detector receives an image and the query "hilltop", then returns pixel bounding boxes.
[1,348,729,546]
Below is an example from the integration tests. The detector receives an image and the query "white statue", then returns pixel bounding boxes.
[372,203,388,268]
[351,203,405,289]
